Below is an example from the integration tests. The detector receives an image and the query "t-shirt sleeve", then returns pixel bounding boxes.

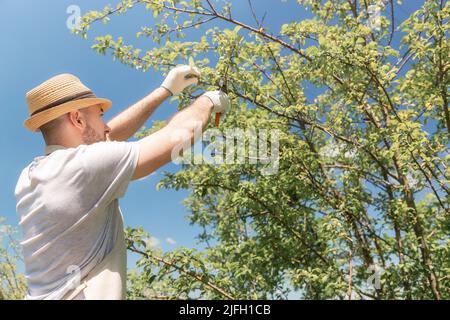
[77,141,140,205]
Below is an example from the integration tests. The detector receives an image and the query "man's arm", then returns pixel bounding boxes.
[107,87,170,142]
[132,92,229,180]
[107,64,201,142]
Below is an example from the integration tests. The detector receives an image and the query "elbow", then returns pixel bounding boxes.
[167,120,204,145]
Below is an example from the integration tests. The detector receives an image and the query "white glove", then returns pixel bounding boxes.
[161,65,200,95]
[201,91,230,114]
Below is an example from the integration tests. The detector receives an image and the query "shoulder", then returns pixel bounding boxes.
[14,163,34,196]
[74,141,140,161]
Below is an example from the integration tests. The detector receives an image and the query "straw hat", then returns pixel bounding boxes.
[24,74,112,132]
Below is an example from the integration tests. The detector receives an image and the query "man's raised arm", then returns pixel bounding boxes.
[132,91,229,180]
[107,65,200,141]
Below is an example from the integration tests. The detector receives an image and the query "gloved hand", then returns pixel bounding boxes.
[161,65,200,95]
[201,90,230,114]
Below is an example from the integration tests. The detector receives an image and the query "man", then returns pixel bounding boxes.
[15,65,229,300]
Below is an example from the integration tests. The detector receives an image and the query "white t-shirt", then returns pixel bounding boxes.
[15,141,140,300]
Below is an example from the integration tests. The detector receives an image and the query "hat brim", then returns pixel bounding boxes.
[24,97,112,132]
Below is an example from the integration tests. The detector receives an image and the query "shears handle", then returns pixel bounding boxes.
[215,113,221,127]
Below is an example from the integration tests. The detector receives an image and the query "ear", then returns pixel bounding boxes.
[68,110,86,131]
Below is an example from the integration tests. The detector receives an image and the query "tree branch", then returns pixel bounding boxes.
[128,245,235,299]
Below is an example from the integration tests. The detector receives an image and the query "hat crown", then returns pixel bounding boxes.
[24,74,111,132]
[26,74,93,116]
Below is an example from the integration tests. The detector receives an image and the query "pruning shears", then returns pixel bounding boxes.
[214,47,234,127]
[186,50,233,128]
[214,76,228,127]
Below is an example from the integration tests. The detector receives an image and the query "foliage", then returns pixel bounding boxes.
[77,0,449,299]
[0,217,27,300]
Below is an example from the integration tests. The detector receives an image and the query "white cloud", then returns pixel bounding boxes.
[165,237,176,245]
[0,225,11,243]
[144,236,161,248]
[0,225,11,236]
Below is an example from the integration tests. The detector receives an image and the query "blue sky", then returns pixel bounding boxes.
[0,0,425,271]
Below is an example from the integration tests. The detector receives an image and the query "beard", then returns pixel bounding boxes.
[82,124,105,145]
